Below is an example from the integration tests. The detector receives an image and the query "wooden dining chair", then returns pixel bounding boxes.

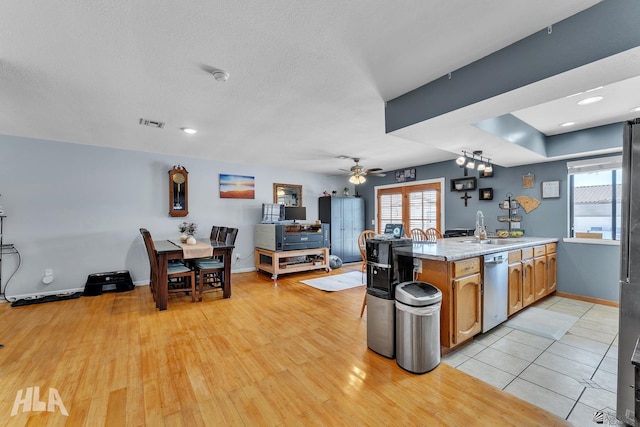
[139,228,196,303]
[425,228,443,242]
[410,228,428,241]
[358,230,375,317]
[192,226,238,301]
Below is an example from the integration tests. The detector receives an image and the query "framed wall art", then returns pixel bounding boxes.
[479,188,493,201]
[219,174,255,199]
[541,180,560,198]
[395,168,416,183]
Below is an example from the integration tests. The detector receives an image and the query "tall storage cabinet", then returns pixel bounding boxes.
[318,197,364,263]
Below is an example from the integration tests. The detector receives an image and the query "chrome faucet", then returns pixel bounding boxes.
[474,210,487,240]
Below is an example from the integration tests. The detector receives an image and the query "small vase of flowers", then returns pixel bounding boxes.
[178,222,198,242]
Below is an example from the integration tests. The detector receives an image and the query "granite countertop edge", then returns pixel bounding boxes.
[396,237,559,261]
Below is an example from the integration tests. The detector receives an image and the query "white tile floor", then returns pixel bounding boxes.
[442,296,621,426]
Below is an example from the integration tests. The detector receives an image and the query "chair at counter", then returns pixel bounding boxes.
[410,228,428,241]
[358,230,376,317]
[425,228,442,242]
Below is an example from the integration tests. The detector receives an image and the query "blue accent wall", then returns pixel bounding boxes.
[359,127,622,302]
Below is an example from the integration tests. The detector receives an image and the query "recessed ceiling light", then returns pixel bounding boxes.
[585,86,603,93]
[577,96,603,106]
[181,128,197,134]
[560,121,576,127]
[630,106,640,112]
[566,86,603,98]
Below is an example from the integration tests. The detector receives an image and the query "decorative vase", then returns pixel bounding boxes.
[186,235,197,245]
[180,233,188,242]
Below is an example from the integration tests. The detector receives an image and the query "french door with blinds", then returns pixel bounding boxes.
[376,180,442,234]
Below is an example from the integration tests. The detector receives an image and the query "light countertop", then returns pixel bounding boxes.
[395,237,559,261]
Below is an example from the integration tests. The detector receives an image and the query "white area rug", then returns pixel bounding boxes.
[300,271,365,292]
[504,307,579,340]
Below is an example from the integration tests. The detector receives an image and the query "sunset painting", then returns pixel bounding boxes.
[219,174,255,199]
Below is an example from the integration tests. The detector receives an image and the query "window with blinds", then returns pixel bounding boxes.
[567,155,622,240]
[377,182,441,234]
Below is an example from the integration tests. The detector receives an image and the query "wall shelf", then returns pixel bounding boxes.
[450,177,477,192]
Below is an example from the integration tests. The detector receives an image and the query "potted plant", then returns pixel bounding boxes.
[178,222,198,242]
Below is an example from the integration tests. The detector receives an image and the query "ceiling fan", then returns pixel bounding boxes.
[340,157,385,184]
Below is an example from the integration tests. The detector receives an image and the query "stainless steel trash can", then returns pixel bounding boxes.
[395,281,442,374]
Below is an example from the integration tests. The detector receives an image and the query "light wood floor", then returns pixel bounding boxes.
[0,264,571,426]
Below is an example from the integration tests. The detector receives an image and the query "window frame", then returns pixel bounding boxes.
[564,155,622,246]
[374,178,445,234]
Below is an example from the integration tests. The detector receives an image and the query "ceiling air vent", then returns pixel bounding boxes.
[139,118,166,129]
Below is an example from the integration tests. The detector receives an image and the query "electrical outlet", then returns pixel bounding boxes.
[413,258,422,274]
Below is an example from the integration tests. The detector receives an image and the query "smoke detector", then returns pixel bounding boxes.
[210,70,229,82]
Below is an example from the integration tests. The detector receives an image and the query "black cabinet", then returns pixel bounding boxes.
[318,197,365,263]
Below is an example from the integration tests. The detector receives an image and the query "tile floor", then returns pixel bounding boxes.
[442,296,621,426]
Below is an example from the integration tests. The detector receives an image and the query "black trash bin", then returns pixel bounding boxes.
[395,281,442,374]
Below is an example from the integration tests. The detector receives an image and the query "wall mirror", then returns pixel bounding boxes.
[169,165,189,217]
[273,183,302,207]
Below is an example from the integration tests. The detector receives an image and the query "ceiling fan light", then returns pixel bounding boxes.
[349,175,365,184]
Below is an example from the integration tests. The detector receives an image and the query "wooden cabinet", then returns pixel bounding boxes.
[507,250,523,316]
[453,273,482,344]
[416,240,557,348]
[522,259,535,308]
[417,256,481,349]
[318,197,364,263]
[546,243,557,294]
[507,247,539,317]
[533,245,547,301]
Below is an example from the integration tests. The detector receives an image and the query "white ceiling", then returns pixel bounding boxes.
[1,0,637,175]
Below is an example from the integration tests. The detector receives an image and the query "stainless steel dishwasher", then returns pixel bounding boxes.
[482,251,508,332]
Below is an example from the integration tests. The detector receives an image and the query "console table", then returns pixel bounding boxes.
[254,247,330,280]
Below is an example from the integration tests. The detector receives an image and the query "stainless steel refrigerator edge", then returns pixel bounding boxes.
[618,118,640,425]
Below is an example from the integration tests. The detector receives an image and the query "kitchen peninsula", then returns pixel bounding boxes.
[396,236,558,351]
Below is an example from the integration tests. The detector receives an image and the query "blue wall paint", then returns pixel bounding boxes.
[0,134,345,299]
[385,0,640,133]
[360,145,622,302]
[473,114,547,156]
[547,123,623,157]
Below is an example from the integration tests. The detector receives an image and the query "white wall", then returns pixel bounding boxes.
[0,134,346,299]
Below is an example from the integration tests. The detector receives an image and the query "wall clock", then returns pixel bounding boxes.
[169,165,189,217]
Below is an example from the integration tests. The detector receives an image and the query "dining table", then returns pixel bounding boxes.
[153,239,235,310]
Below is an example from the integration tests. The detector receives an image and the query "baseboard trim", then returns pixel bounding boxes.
[554,291,619,308]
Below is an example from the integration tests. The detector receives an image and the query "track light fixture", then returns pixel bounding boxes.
[455,150,492,174]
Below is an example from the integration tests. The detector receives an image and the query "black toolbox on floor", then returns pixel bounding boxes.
[84,270,134,296]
